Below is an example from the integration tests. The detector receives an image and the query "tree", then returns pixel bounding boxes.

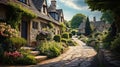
[86,0,120,51]
[85,0,120,33]
[101,11,114,24]
[85,17,92,36]
[71,13,86,29]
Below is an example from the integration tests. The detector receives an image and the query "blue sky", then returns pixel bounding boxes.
[47,0,102,21]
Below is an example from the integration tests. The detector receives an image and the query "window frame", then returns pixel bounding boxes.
[32,21,38,29]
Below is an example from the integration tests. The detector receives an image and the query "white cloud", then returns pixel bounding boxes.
[59,0,89,10]
[47,0,51,6]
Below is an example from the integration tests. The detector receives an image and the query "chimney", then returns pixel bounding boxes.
[93,17,96,22]
[51,0,56,10]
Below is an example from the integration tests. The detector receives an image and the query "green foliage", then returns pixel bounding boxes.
[37,41,64,58]
[85,0,120,15]
[8,2,36,18]
[61,38,67,44]
[46,31,53,41]
[79,35,88,42]
[71,30,77,35]
[53,35,61,42]
[101,11,114,24]
[6,2,36,29]
[111,34,120,52]
[17,54,36,65]
[64,20,71,28]
[48,22,54,29]
[71,13,86,29]
[3,37,27,51]
[3,51,36,65]
[60,23,66,32]
[61,32,69,39]
[85,17,92,36]
[69,33,72,38]
[85,0,120,34]
[67,39,78,46]
[36,31,49,41]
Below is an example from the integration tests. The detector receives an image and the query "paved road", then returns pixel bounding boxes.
[31,38,97,67]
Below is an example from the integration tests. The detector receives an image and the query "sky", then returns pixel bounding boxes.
[47,0,102,21]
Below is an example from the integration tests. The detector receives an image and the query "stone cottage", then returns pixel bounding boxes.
[0,0,65,46]
[78,17,110,34]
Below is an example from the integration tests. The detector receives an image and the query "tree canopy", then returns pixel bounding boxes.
[85,17,92,35]
[85,0,120,32]
[85,0,120,15]
[70,13,86,29]
[101,11,114,24]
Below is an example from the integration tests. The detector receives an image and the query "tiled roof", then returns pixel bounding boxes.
[31,0,60,25]
[0,0,60,26]
[32,0,44,11]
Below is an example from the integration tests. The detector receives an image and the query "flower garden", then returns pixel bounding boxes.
[0,22,77,65]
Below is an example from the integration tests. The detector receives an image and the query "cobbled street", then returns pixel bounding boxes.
[32,38,97,67]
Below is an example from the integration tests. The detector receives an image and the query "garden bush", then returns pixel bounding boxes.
[61,38,67,44]
[3,37,27,51]
[53,35,61,42]
[111,37,120,52]
[46,31,53,41]
[69,33,72,38]
[71,30,76,35]
[67,39,77,46]
[16,54,36,65]
[36,31,49,41]
[37,41,64,58]
[2,51,36,65]
[62,32,69,39]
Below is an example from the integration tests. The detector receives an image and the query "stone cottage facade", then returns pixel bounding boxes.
[0,0,64,46]
[78,17,110,34]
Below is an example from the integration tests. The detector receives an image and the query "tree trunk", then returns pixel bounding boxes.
[115,15,120,33]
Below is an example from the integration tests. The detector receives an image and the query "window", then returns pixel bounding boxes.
[49,12,59,21]
[43,5,46,13]
[18,0,27,4]
[32,22,38,29]
[61,17,63,22]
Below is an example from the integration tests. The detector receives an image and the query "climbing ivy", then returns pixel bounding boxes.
[6,2,37,30]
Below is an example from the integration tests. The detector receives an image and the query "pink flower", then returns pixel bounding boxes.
[4,51,23,58]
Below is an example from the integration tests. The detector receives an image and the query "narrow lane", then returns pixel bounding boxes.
[32,38,97,67]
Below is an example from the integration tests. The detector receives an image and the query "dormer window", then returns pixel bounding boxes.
[18,0,27,4]
[43,5,46,14]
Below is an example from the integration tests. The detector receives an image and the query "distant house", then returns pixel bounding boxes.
[78,21,86,34]
[78,17,110,34]
[0,0,65,46]
[92,17,110,32]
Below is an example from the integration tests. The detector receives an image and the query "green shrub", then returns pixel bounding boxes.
[53,35,61,42]
[71,30,76,35]
[67,39,77,46]
[48,22,54,29]
[3,37,27,51]
[69,33,72,38]
[36,31,49,41]
[37,41,64,58]
[17,54,36,65]
[62,32,69,39]
[46,32,53,41]
[61,38,67,44]
[80,36,88,43]
[111,37,120,52]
